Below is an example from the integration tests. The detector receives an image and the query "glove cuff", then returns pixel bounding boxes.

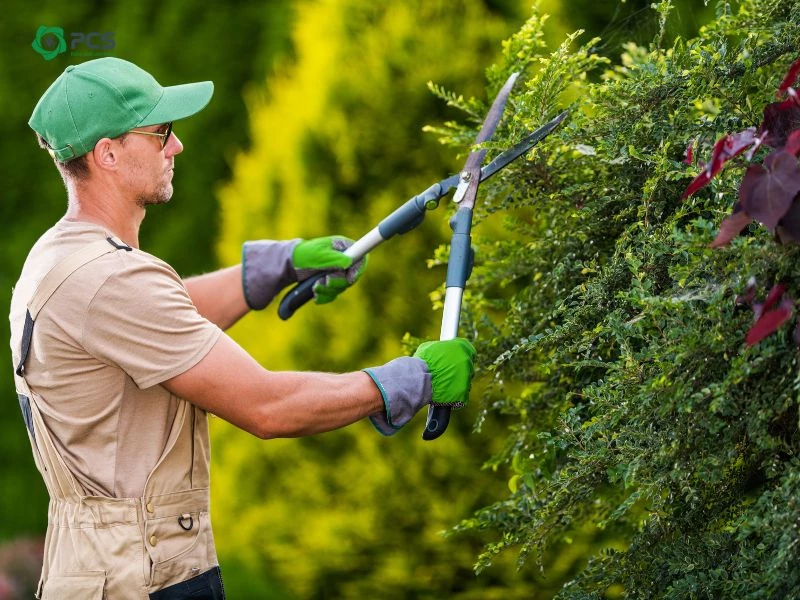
[242,239,302,310]
[363,357,431,436]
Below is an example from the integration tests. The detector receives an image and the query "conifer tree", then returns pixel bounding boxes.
[211,1,572,598]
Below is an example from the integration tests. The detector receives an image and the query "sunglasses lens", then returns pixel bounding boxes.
[163,123,173,148]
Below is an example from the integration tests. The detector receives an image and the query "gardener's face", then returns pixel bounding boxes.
[120,123,184,208]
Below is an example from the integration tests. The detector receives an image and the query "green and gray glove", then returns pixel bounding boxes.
[242,236,367,310]
[363,338,476,436]
[292,236,367,304]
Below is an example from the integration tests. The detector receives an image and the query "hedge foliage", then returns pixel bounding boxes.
[435,0,800,596]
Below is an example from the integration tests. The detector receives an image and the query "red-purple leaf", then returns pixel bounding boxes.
[776,197,800,243]
[745,135,764,161]
[683,141,694,165]
[710,129,758,170]
[738,151,800,230]
[752,283,788,320]
[682,129,758,199]
[777,58,800,97]
[763,283,788,312]
[710,209,753,248]
[746,297,794,346]
[682,170,713,199]
[785,130,800,156]
[760,99,800,148]
[753,302,764,321]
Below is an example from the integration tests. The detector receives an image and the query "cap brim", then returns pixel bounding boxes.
[138,80,214,126]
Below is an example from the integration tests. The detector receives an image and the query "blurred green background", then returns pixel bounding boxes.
[0,1,712,598]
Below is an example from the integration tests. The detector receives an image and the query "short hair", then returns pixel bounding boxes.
[36,133,90,181]
[36,132,129,183]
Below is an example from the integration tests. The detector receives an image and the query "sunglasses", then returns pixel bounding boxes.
[128,122,173,149]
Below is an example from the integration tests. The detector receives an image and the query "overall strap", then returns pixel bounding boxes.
[14,236,131,503]
[16,237,131,377]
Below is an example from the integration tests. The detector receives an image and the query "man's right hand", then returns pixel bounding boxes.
[413,338,475,408]
[364,338,476,436]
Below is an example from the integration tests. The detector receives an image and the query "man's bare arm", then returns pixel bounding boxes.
[183,265,250,331]
[164,333,384,438]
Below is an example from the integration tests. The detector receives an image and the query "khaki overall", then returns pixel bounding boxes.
[13,239,219,599]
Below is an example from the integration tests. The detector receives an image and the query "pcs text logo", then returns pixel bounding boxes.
[32,26,114,61]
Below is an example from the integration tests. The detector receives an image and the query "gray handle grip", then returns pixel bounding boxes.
[277,275,323,320]
[423,405,451,440]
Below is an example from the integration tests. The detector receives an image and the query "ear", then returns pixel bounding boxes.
[90,138,119,171]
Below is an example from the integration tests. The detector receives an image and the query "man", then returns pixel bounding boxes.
[10,58,475,599]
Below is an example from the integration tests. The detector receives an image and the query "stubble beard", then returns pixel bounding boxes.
[136,181,173,208]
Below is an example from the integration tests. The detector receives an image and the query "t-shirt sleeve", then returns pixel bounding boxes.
[82,254,222,389]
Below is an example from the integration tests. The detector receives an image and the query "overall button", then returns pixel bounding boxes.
[146,502,154,513]
[149,535,157,547]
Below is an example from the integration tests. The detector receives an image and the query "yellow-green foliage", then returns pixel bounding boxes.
[211,1,579,598]
[217,0,527,371]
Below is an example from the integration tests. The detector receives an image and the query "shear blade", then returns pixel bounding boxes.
[452,177,470,203]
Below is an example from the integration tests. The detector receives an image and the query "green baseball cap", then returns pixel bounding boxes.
[29,57,214,162]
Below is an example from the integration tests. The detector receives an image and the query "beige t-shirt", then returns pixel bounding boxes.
[9,220,221,498]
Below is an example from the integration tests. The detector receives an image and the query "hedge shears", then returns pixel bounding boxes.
[278,72,567,440]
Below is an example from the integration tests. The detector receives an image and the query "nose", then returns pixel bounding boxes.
[165,132,184,157]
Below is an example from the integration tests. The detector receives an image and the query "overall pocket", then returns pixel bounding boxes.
[41,571,106,599]
[148,511,217,591]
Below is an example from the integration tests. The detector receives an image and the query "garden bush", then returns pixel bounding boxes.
[441,0,800,596]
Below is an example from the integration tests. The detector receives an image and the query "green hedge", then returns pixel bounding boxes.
[440,0,800,596]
